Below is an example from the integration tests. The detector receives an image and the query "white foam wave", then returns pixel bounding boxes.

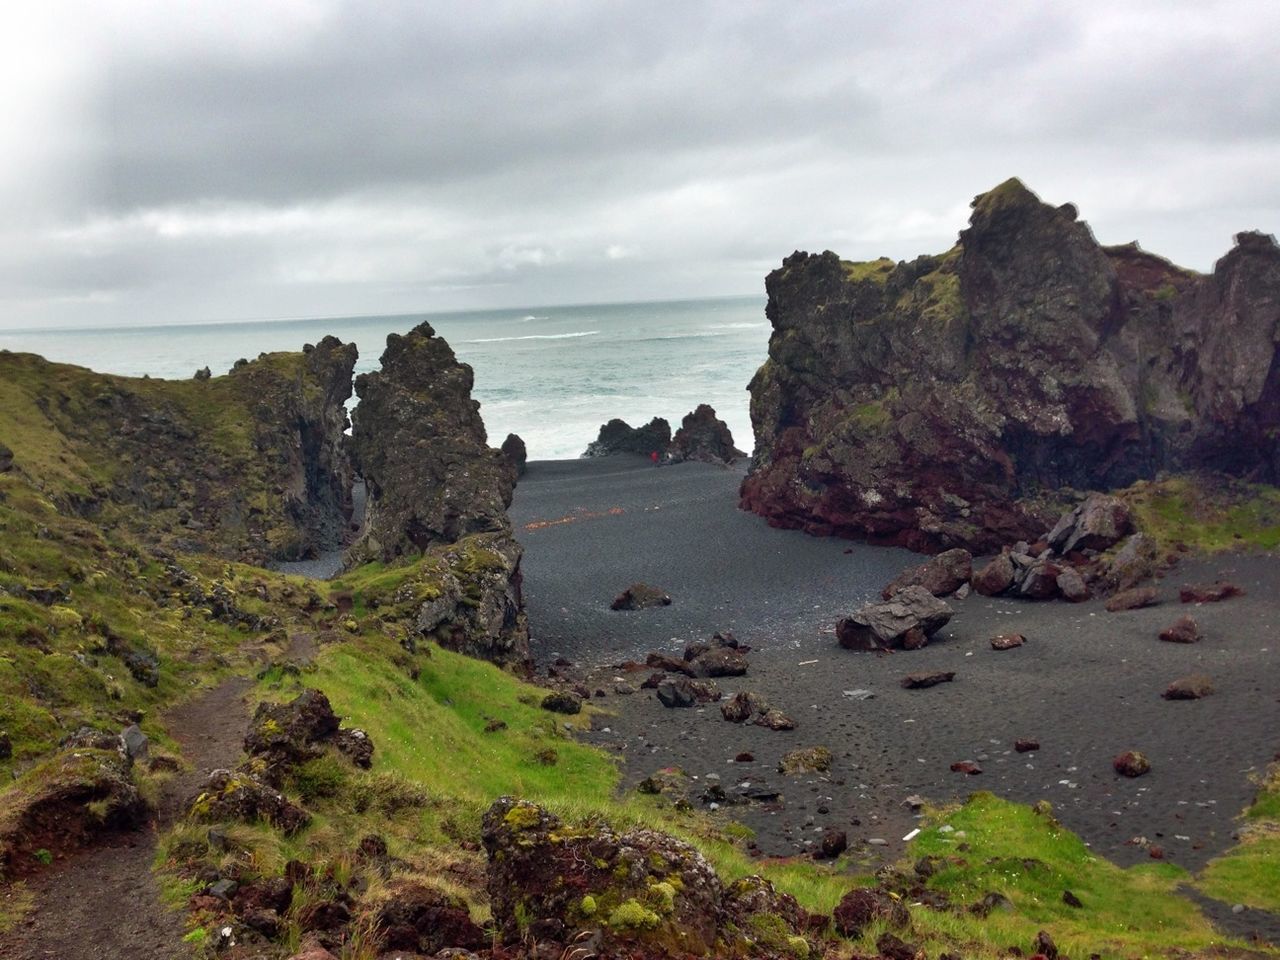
[706,321,767,330]
[519,315,550,322]
[462,330,599,344]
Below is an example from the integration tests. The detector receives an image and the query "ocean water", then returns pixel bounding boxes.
[0,297,770,460]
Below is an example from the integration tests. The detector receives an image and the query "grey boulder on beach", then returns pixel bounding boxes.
[836,586,954,651]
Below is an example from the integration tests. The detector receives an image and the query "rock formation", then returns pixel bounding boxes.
[583,416,672,458]
[742,178,1280,552]
[348,322,516,561]
[668,404,744,465]
[0,339,357,564]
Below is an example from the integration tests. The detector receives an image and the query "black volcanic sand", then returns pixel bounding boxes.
[511,457,1280,875]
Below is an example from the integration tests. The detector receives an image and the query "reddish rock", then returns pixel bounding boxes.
[1159,616,1202,644]
[1105,586,1159,612]
[832,888,909,937]
[1019,561,1062,600]
[837,586,954,651]
[1113,751,1151,777]
[645,652,695,676]
[901,671,955,689]
[1179,582,1245,604]
[991,633,1026,650]
[972,553,1016,596]
[818,829,848,859]
[1149,845,1165,860]
[720,691,769,723]
[376,881,487,954]
[950,761,983,775]
[1163,674,1214,700]
[882,548,973,599]
[1055,566,1090,602]
[755,709,796,731]
[690,647,749,678]
[1014,739,1040,753]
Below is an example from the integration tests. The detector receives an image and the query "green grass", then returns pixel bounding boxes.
[841,257,896,284]
[1197,765,1280,912]
[902,793,1231,958]
[1123,476,1280,552]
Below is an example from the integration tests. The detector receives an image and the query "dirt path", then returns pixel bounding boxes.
[1,676,254,960]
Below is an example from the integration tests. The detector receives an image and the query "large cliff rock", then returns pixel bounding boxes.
[0,338,357,564]
[741,178,1280,552]
[345,322,528,665]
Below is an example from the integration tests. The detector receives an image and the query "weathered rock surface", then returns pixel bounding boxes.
[1159,615,1203,644]
[0,341,358,564]
[500,433,528,477]
[1105,586,1159,612]
[741,178,1280,552]
[482,797,810,958]
[1113,751,1152,777]
[901,671,956,690]
[832,887,909,937]
[348,322,516,561]
[1180,581,1245,604]
[668,404,744,465]
[612,583,672,610]
[1164,674,1214,700]
[836,585,953,651]
[882,548,972,599]
[583,417,672,458]
[1047,494,1133,554]
[243,688,373,784]
[345,322,528,666]
[375,881,487,954]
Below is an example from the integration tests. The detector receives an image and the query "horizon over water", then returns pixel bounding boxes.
[0,296,769,461]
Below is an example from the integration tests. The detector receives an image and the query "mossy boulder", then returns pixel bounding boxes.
[482,797,809,958]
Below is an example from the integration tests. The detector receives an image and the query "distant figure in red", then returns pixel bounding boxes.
[650,450,660,465]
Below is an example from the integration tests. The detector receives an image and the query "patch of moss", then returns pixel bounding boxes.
[1122,475,1280,552]
[607,897,661,931]
[840,257,895,285]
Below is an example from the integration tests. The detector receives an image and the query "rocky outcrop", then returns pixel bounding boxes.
[742,178,1280,552]
[669,404,744,465]
[345,323,528,666]
[0,339,358,564]
[348,322,516,561]
[500,432,528,477]
[481,797,812,958]
[583,417,672,458]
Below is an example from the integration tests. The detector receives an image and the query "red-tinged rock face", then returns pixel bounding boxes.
[741,179,1280,554]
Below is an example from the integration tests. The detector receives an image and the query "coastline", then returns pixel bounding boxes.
[512,456,1280,871]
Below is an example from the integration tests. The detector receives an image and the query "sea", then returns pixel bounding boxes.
[0,296,770,461]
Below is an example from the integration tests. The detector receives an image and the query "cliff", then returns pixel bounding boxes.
[0,338,357,564]
[741,178,1280,552]
[346,322,528,664]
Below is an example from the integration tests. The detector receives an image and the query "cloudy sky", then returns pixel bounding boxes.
[1,0,1278,330]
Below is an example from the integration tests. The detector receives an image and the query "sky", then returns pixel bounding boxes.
[1,0,1278,330]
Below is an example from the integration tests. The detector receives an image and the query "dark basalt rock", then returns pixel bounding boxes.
[376,881,487,954]
[882,548,972,599]
[541,691,583,715]
[612,583,672,610]
[582,417,672,458]
[1163,674,1214,700]
[1159,615,1203,644]
[500,432,528,477]
[190,767,310,834]
[832,887,909,937]
[1105,586,1159,612]
[668,404,744,465]
[741,178,1280,552]
[1113,750,1151,778]
[1180,581,1244,603]
[902,670,955,689]
[243,689,375,782]
[837,585,953,651]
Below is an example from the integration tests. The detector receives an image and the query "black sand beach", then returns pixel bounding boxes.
[512,457,1280,872]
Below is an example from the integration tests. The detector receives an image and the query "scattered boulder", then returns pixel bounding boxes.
[876,932,921,960]
[482,797,807,957]
[990,633,1025,650]
[1034,929,1060,960]
[668,404,744,465]
[1056,566,1089,602]
[583,417,672,458]
[1105,586,1159,612]
[646,652,695,676]
[612,583,672,610]
[1159,615,1202,644]
[121,725,149,763]
[1113,751,1151,778]
[882,548,973,599]
[832,887,909,937]
[778,747,832,775]
[755,709,797,731]
[190,768,310,834]
[1047,494,1133,554]
[1014,739,1040,753]
[970,891,1013,918]
[541,692,582,715]
[1180,582,1244,604]
[1163,675,1214,700]
[1062,890,1084,908]
[332,728,374,768]
[972,553,1016,596]
[1098,533,1160,594]
[1018,560,1062,600]
[500,433,528,477]
[837,586,953,651]
[901,671,955,690]
[689,647,748,678]
[950,761,982,775]
[376,881,487,954]
[720,691,770,723]
[244,689,340,769]
[656,677,719,708]
[818,829,848,859]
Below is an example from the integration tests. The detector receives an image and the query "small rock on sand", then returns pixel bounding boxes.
[778,746,832,775]
[1014,738,1040,752]
[754,709,796,731]
[1158,615,1202,644]
[901,671,955,689]
[1163,674,1214,700]
[1179,582,1244,604]
[1113,750,1151,777]
[1105,586,1158,612]
[950,761,982,775]
[990,633,1025,650]
[611,583,672,610]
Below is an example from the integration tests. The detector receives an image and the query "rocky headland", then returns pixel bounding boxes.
[741,178,1280,553]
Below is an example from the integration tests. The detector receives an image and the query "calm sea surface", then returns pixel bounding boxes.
[0,297,769,460]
